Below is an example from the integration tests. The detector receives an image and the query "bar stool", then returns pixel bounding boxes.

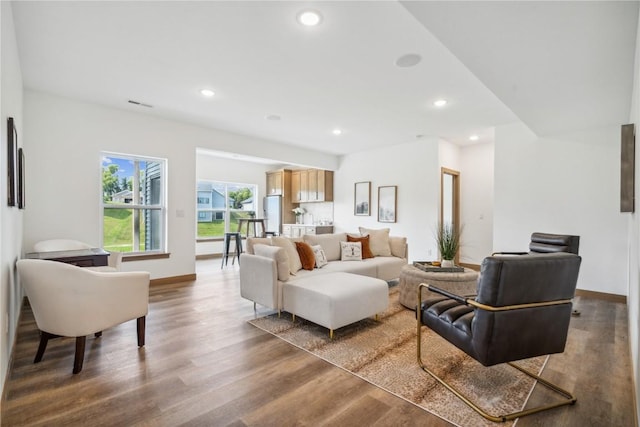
[221,232,243,268]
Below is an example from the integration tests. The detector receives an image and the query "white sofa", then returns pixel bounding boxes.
[239,230,407,335]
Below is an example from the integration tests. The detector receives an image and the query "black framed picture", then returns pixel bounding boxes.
[18,147,25,209]
[7,117,16,207]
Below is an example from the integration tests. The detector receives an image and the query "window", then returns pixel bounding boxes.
[102,153,167,253]
[197,180,257,238]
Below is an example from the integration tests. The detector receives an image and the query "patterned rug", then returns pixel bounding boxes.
[248,287,548,427]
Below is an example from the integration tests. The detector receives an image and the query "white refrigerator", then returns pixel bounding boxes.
[263,195,282,235]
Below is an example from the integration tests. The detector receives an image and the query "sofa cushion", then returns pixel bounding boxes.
[347,234,374,259]
[311,245,328,268]
[271,236,302,274]
[359,227,392,257]
[253,244,289,282]
[389,236,407,259]
[295,241,316,271]
[303,233,347,261]
[341,241,362,261]
[364,256,406,281]
[282,272,389,330]
[246,237,271,255]
[315,260,377,278]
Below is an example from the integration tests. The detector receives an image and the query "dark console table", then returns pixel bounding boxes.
[25,248,110,267]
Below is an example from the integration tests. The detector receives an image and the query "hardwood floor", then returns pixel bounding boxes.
[1,260,635,426]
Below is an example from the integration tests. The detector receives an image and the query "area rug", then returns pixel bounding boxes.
[248,287,548,427]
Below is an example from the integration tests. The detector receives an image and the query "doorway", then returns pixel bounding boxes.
[441,168,460,264]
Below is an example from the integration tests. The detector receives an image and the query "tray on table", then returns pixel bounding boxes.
[413,261,464,273]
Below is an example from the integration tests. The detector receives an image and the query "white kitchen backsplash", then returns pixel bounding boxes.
[299,202,334,225]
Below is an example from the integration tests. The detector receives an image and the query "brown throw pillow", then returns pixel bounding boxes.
[295,241,316,270]
[347,234,374,259]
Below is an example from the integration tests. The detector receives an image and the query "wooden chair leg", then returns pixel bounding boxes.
[34,331,55,363]
[73,336,86,374]
[137,316,146,347]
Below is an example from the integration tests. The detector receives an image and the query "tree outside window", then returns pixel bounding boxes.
[102,153,167,253]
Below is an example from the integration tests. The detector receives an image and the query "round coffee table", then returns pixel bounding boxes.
[398,264,479,310]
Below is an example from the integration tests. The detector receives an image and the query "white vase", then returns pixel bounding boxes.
[296,215,303,224]
[441,259,454,268]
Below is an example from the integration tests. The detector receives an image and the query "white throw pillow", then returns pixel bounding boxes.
[389,236,407,259]
[340,241,362,261]
[358,227,392,257]
[311,245,328,268]
[271,236,302,274]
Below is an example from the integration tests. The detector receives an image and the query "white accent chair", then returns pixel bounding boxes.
[16,259,150,374]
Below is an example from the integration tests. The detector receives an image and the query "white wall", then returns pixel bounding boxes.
[626,6,640,422]
[195,153,271,256]
[23,90,340,279]
[334,139,440,261]
[494,122,629,295]
[460,142,494,264]
[439,139,461,171]
[1,0,24,400]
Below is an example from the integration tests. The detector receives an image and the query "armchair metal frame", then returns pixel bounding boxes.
[417,283,577,422]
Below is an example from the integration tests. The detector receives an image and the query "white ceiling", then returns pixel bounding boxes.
[11,1,639,158]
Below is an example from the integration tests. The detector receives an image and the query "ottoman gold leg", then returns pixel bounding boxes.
[329,329,334,339]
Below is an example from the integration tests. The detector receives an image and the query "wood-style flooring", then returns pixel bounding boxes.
[1,260,636,426]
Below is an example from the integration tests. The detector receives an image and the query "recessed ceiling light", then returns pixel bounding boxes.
[469,135,479,141]
[297,10,322,26]
[395,53,422,68]
[265,114,281,121]
[200,89,215,97]
[332,129,342,136]
[433,99,447,107]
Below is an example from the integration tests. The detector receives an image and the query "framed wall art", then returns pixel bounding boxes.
[7,117,16,207]
[378,185,397,223]
[354,181,371,216]
[18,147,25,209]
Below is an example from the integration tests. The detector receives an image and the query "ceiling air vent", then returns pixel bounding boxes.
[127,100,153,108]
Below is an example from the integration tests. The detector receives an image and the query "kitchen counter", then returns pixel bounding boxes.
[282,224,334,238]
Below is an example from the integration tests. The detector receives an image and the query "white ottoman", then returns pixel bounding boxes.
[283,272,389,338]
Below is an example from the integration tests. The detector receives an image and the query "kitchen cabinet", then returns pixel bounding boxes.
[291,170,307,203]
[266,170,286,195]
[292,169,333,202]
[307,169,333,202]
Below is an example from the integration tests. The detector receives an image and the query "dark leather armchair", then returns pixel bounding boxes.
[493,232,580,256]
[417,253,582,422]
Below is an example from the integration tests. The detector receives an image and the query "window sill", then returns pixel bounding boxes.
[122,252,170,262]
[196,237,228,243]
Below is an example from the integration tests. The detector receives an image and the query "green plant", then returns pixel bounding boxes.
[436,223,460,260]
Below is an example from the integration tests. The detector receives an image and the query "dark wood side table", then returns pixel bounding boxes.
[25,248,110,267]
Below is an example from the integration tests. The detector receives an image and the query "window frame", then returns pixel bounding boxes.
[101,151,168,255]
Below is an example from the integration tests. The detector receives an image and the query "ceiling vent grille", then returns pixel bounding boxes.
[127,100,153,108]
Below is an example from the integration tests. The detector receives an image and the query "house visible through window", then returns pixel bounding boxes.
[197,180,257,238]
[102,153,167,253]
